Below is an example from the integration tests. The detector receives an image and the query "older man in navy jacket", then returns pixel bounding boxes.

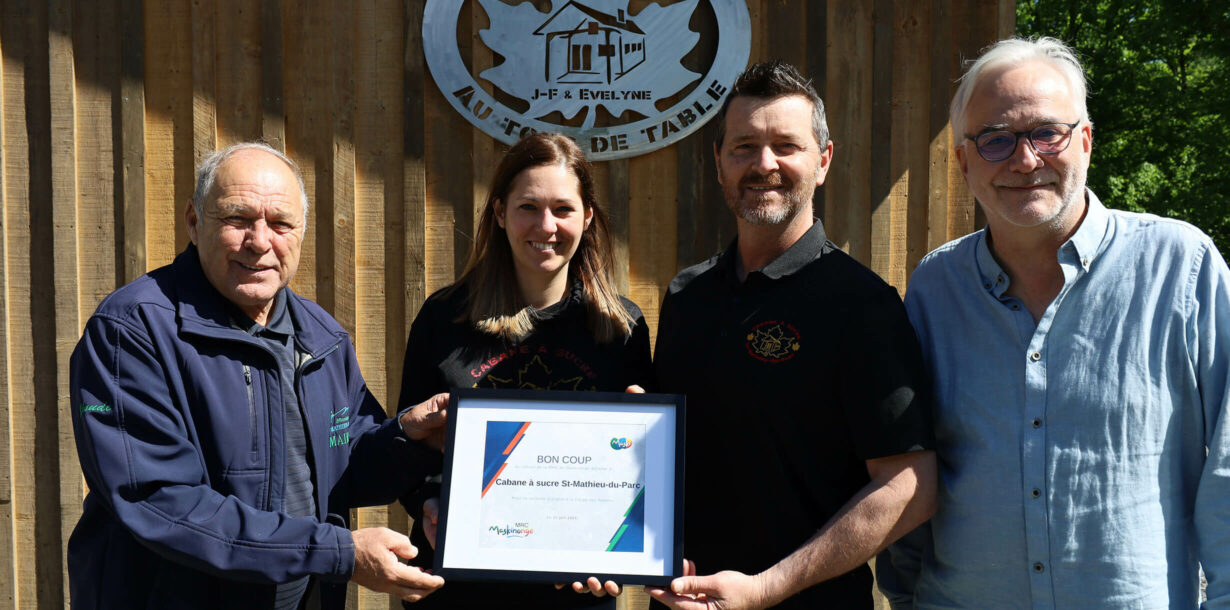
[69,143,445,609]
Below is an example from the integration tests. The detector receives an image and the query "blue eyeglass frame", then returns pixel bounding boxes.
[965,120,1082,162]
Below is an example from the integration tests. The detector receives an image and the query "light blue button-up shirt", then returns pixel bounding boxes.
[878,191,1230,609]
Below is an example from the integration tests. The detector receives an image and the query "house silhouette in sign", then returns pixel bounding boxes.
[533,2,646,85]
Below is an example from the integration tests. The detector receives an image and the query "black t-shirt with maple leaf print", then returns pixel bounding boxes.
[396,281,652,610]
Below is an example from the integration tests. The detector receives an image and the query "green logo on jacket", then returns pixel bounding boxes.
[81,403,112,414]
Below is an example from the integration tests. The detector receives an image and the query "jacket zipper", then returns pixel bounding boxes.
[244,365,257,455]
[293,342,341,517]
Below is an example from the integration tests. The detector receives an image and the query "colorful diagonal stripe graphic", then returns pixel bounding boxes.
[605,486,645,552]
[481,421,530,497]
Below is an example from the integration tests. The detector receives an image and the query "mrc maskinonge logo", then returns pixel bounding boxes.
[610,437,633,450]
[423,0,750,160]
[746,320,801,363]
[489,522,535,537]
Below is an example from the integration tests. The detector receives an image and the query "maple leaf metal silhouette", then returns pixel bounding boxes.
[477,0,701,129]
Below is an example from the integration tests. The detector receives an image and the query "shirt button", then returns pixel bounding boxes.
[997,274,1004,284]
[984,281,992,290]
[1029,351,1042,362]
[1032,418,1042,428]
[1033,562,1045,573]
[1031,488,1041,498]
[1011,304,1020,311]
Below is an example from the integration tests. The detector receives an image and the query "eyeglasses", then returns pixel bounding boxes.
[966,121,1081,162]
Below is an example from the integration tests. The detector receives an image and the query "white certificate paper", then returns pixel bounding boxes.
[436,390,681,583]
[478,420,647,552]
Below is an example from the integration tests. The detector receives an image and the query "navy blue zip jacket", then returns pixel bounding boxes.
[68,245,440,609]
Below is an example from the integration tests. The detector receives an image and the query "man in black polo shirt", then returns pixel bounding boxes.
[647,62,937,609]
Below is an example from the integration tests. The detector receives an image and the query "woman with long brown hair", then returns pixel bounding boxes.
[397,132,651,609]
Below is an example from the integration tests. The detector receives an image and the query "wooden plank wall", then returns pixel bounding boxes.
[0,0,1014,608]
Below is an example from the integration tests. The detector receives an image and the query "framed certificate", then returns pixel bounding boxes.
[433,388,685,586]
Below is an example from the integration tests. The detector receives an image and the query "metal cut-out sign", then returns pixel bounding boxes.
[423,0,751,161]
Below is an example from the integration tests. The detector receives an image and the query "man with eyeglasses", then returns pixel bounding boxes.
[876,37,1230,608]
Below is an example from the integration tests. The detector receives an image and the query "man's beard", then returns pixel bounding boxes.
[723,168,819,226]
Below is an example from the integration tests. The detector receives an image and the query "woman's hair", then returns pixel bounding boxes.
[454,132,634,343]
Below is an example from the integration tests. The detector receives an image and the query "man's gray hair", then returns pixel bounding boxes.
[192,142,309,220]
[950,36,1092,139]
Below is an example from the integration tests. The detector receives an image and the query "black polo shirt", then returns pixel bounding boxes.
[653,220,932,609]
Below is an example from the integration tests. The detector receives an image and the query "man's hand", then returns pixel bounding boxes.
[554,576,621,597]
[647,560,773,610]
[422,497,440,550]
[399,393,449,450]
[350,527,444,602]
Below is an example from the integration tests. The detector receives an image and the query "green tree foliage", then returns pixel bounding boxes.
[1017,0,1230,253]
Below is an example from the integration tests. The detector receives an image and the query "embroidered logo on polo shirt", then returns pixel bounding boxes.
[746,320,801,363]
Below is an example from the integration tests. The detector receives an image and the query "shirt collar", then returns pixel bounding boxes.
[535,279,584,321]
[974,188,1110,297]
[718,219,830,283]
[1068,188,1110,269]
[229,289,293,338]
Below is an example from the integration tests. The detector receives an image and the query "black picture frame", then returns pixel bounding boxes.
[433,387,685,586]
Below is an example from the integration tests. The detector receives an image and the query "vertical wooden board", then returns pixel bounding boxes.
[627,147,676,348]
[674,132,701,271]
[329,0,356,335]
[885,0,931,288]
[899,0,932,278]
[401,0,427,337]
[190,0,217,166]
[450,2,475,276]
[45,0,75,606]
[189,0,219,307]
[354,0,404,412]
[695,121,733,265]
[306,0,341,311]
[998,0,1016,39]
[870,0,895,283]
[746,0,766,63]
[353,0,398,412]
[945,0,989,240]
[617,585,650,610]
[0,31,11,610]
[120,0,145,281]
[805,0,827,99]
[925,0,951,252]
[282,0,325,302]
[72,0,118,317]
[0,3,30,605]
[143,0,192,268]
[946,125,972,238]
[260,0,285,149]
[214,0,262,144]
[824,0,873,263]
[605,159,630,295]
[423,68,472,292]
[765,0,807,70]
